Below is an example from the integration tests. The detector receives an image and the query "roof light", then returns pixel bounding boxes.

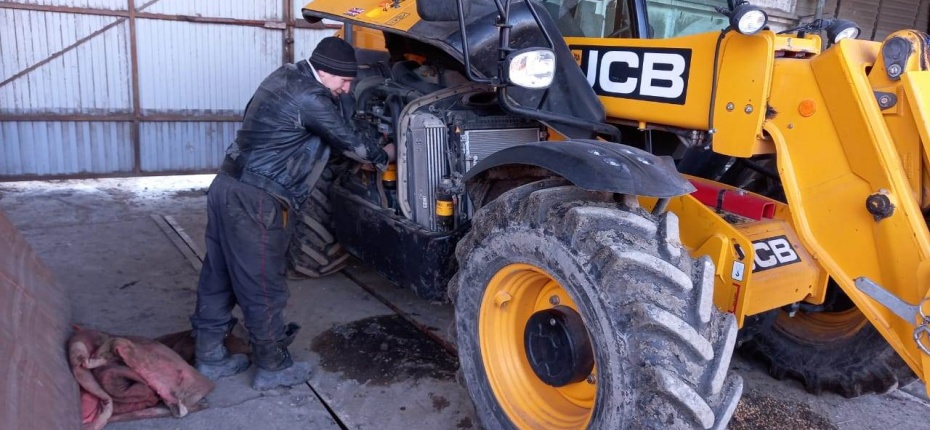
[730,4,768,35]
[826,19,860,43]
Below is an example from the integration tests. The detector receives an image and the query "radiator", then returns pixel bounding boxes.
[463,128,542,172]
[406,113,448,231]
[405,113,542,231]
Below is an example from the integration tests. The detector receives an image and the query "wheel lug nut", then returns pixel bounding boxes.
[549,318,557,326]
[549,295,560,305]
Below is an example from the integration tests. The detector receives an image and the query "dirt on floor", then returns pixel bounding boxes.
[2,175,930,430]
[311,314,459,386]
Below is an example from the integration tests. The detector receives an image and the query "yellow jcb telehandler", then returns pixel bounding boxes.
[292,0,930,428]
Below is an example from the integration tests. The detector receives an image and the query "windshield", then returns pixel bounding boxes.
[542,0,634,38]
[645,0,730,38]
[544,0,729,39]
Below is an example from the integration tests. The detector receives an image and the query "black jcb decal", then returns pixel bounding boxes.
[752,235,801,272]
[385,12,410,26]
[572,45,692,105]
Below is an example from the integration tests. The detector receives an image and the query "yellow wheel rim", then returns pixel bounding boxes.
[479,263,596,429]
[774,307,867,344]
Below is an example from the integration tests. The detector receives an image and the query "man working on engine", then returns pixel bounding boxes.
[189,37,395,390]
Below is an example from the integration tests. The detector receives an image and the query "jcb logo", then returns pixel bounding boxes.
[752,235,801,272]
[571,45,692,105]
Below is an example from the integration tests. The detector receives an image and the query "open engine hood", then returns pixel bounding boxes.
[302,0,606,139]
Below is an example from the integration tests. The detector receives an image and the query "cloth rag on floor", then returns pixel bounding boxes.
[68,325,216,430]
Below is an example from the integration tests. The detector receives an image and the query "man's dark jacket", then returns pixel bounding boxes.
[222,60,387,209]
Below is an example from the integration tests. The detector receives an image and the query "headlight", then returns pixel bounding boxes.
[730,4,768,35]
[826,19,860,43]
[505,49,556,89]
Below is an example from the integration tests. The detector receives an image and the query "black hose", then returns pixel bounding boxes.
[737,158,780,179]
[707,30,729,136]
[385,94,404,136]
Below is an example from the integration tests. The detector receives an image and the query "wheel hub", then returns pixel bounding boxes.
[524,306,594,387]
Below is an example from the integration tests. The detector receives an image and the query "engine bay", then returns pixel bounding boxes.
[343,59,546,232]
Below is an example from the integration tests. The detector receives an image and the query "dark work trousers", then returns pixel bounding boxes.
[190,173,291,347]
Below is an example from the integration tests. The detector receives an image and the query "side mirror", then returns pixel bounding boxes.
[417,0,471,22]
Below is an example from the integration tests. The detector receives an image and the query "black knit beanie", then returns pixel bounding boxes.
[309,37,358,77]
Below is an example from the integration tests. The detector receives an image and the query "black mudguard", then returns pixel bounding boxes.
[464,139,695,198]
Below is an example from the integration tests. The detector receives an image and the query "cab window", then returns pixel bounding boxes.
[544,0,731,39]
[542,0,634,38]
[645,0,730,38]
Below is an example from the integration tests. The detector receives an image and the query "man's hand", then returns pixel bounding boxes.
[383,143,396,163]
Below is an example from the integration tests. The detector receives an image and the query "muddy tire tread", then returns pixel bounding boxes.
[287,163,348,278]
[739,317,916,398]
[452,179,743,429]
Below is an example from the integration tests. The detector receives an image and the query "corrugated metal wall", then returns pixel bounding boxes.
[812,0,930,41]
[0,0,339,179]
[4,1,928,179]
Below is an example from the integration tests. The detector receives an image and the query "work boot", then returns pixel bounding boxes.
[251,323,312,391]
[194,330,250,381]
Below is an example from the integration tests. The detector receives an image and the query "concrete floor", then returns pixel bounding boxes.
[1,175,928,430]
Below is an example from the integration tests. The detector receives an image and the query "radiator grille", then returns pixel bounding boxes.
[408,113,448,230]
[405,115,541,231]
[463,128,542,171]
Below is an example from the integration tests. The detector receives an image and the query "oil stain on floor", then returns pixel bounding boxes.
[730,388,837,430]
[311,314,458,385]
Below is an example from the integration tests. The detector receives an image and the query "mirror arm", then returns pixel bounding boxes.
[492,0,507,18]
[456,0,495,84]
[521,0,555,50]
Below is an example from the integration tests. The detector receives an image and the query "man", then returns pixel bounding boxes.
[189,37,395,390]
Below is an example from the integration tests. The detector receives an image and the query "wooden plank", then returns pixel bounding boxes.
[164,215,205,261]
[151,214,202,271]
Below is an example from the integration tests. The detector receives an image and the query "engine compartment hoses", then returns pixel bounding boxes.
[386,94,405,136]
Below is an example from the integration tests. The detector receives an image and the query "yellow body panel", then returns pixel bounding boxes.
[732,218,826,316]
[643,178,829,327]
[763,39,930,391]
[867,33,928,203]
[903,71,930,208]
[304,0,419,31]
[342,24,391,50]
[565,33,719,130]
[710,32,774,158]
[567,31,821,157]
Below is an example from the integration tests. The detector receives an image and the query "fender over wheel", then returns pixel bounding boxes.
[450,179,743,429]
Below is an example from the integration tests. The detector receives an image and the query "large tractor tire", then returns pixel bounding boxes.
[450,179,743,429]
[739,287,916,398]
[287,162,349,278]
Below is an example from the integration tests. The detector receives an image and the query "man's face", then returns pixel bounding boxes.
[318,70,354,97]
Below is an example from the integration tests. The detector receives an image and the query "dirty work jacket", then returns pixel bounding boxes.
[221,60,388,210]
